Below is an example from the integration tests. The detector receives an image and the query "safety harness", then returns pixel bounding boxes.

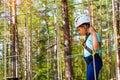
[83,33,100,58]
[83,33,98,80]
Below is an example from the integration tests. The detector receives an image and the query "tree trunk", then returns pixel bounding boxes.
[37,28,40,57]
[54,0,62,80]
[24,0,32,80]
[112,0,120,80]
[3,19,7,80]
[61,0,73,80]
[10,0,19,78]
[24,3,28,80]
[29,0,32,79]
[53,1,58,78]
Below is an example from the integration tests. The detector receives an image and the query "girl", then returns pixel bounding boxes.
[75,14,102,80]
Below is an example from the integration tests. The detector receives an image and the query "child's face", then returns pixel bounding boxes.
[77,25,86,36]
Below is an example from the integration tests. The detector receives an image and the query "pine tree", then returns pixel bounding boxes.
[61,0,73,80]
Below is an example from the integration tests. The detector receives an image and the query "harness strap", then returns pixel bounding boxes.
[84,44,93,54]
[83,33,93,54]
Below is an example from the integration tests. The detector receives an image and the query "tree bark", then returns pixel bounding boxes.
[3,18,7,80]
[10,0,19,78]
[23,0,32,80]
[29,0,32,79]
[24,2,28,80]
[112,0,120,79]
[61,0,73,80]
[54,0,62,80]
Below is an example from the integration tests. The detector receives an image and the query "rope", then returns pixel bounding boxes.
[92,51,97,80]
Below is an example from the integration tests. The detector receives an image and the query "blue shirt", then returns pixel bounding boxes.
[84,33,101,57]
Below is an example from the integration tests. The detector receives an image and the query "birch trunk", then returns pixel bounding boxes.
[112,0,120,79]
[24,0,32,80]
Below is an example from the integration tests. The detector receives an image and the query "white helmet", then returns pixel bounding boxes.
[75,14,90,28]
